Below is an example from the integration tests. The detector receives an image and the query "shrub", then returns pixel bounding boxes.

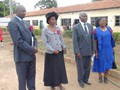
[113,32,120,44]
[1,27,7,32]
[63,30,72,38]
[33,29,41,36]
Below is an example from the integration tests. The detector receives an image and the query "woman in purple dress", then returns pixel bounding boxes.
[92,17,115,84]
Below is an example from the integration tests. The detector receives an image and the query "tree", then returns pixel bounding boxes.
[0,0,20,17]
[92,0,102,1]
[34,0,58,9]
[0,1,5,17]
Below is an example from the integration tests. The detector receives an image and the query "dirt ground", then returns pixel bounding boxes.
[0,42,120,90]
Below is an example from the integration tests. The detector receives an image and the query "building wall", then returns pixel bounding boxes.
[24,15,46,29]
[24,8,120,32]
[87,8,120,32]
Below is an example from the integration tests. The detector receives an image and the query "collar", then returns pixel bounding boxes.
[16,16,22,22]
[80,21,87,25]
[45,25,59,34]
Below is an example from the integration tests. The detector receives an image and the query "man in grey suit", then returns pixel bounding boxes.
[8,5,38,90]
[73,12,94,88]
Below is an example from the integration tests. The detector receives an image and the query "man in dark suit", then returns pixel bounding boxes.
[73,12,94,88]
[8,5,38,90]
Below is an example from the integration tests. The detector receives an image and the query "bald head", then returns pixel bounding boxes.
[79,12,88,23]
[15,5,26,19]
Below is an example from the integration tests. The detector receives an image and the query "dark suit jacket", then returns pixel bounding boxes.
[73,22,94,56]
[8,17,38,62]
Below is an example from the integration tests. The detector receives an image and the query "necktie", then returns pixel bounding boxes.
[84,23,88,34]
[21,20,27,28]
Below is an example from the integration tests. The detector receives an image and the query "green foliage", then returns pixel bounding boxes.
[1,27,6,32]
[63,30,72,38]
[34,0,58,9]
[0,1,6,17]
[0,0,20,17]
[33,29,41,36]
[113,32,120,44]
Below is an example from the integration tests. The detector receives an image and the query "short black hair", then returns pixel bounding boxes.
[45,11,59,24]
[95,17,107,27]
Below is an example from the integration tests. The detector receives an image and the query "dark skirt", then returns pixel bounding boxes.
[44,51,68,87]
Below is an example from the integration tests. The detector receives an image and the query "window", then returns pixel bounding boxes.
[61,19,71,26]
[61,19,71,29]
[73,19,79,25]
[115,16,120,26]
[32,20,38,26]
[25,20,30,25]
[91,16,108,26]
[91,17,96,26]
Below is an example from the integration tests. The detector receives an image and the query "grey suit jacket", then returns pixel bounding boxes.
[73,22,94,56]
[8,17,38,62]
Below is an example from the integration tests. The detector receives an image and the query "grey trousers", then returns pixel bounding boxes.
[15,60,36,90]
[75,56,91,84]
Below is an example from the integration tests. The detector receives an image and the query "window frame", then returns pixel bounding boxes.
[32,20,38,26]
[115,16,120,26]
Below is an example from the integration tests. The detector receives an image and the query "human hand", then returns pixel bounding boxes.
[95,52,98,58]
[34,47,38,53]
[76,53,81,58]
[53,50,59,54]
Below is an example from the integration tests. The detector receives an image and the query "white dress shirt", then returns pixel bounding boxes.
[80,21,89,34]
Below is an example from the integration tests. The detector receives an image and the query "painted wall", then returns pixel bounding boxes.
[24,8,120,32]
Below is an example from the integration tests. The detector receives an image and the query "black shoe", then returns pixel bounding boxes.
[99,77,102,83]
[104,76,108,84]
[79,83,84,88]
[84,82,91,85]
